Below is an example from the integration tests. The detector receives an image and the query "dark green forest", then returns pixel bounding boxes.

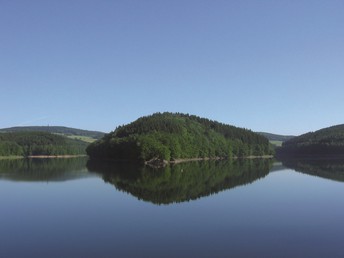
[0,132,88,156]
[277,124,344,158]
[0,126,105,139]
[87,112,273,162]
[87,159,272,205]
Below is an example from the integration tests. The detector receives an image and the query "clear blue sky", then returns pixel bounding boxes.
[1,0,343,135]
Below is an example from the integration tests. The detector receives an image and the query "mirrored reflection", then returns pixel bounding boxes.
[0,157,91,182]
[269,161,287,173]
[87,159,273,205]
[282,158,344,182]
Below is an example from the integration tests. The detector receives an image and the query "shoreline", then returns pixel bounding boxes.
[0,155,87,160]
[145,155,274,167]
[27,155,87,159]
[0,156,23,160]
[170,155,274,164]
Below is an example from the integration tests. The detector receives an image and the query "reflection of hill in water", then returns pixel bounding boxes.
[269,162,287,173]
[282,159,344,182]
[87,159,272,205]
[0,158,91,182]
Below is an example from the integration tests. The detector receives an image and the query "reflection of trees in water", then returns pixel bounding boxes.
[282,159,344,182]
[0,157,89,181]
[87,159,273,205]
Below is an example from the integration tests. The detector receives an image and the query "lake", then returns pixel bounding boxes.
[1,157,344,257]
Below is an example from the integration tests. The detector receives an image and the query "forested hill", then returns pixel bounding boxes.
[277,124,344,158]
[257,132,295,142]
[0,132,88,157]
[87,112,273,163]
[0,126,105,140]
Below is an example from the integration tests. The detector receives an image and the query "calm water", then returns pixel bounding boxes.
[1,158,344,257]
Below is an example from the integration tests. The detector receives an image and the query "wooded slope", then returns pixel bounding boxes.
[277,124,344,158]
[0,131,88,156]
[0,126,105,140]
[87,112,272,162]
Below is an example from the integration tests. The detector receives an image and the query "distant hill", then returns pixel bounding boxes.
[257,132,295,147]
[257,132,295,142]
[277,124,344,158]
[0,131,88,157]
[0,126,105,142]
[87,112,273,163]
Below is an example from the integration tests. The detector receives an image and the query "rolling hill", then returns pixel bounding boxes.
[87,112,273,163]
[257,132,295,147]
[0,126,105,142]
[0,131,88,157]
[257,132,295,142]
[277,124,344,158]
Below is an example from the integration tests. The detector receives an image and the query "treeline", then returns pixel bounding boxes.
[277,124,344,158]
[0,126,105,139]
[87,112,273,162]
[0,132,88,156]
[257,132,295,142]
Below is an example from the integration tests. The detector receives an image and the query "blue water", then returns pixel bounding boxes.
[1,158,344,257]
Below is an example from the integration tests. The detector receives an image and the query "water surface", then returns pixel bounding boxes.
[1,158,344,257]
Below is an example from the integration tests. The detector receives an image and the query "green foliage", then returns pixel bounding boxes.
[258,132,295,142]
[278,124,344,158]
[87,112,272,162]
[270,140,283,147]
[0,132,88,156]
[65,135,97,143]
[0,126,105,140]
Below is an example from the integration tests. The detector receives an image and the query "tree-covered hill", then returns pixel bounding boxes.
[257,132,295,147]
[0,131,88,157]
[0,126,105,141]
[87,112,273,163]
[257,132,295,142]
[277,124,344,158]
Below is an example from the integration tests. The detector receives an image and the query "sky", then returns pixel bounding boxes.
[1,0,343,135]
